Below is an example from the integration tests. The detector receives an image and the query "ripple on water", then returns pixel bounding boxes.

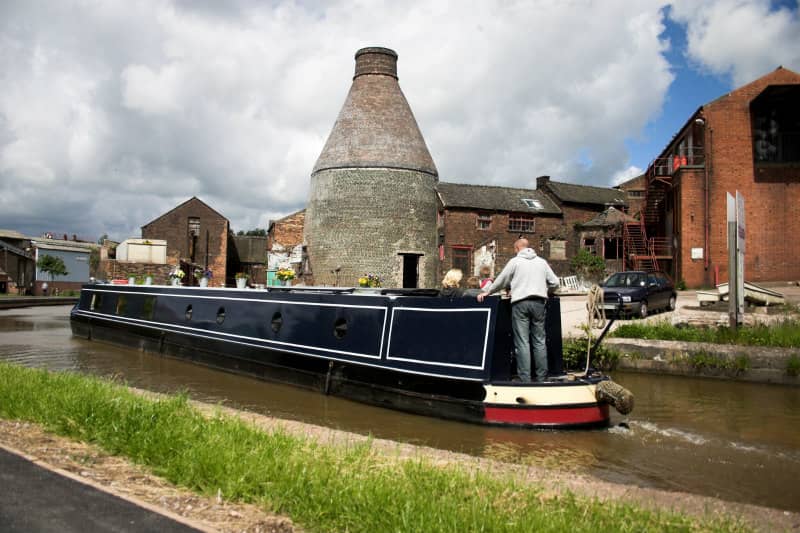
[632,420,709,446]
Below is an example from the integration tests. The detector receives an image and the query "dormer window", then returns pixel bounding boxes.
[522,198,543,210]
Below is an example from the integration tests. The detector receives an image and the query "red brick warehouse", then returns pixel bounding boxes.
[621,67,800,288]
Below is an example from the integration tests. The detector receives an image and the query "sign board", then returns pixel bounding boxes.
[736,191,745,254]
[726,191,745,327]
[691,247,703,260]
[736,191,745,314]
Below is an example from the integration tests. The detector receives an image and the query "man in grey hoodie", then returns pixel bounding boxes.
[477,238,559,382]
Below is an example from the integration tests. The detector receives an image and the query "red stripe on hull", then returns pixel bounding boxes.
[484,403,610,427]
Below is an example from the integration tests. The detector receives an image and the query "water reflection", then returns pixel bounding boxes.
[1,306,799,512]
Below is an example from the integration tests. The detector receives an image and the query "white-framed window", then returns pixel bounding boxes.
[508,216,535,233]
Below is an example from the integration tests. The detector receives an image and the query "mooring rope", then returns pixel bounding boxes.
[584,284,606,374]
[586,284,606,329]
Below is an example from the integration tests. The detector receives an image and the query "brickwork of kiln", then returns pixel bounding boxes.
[305,168,438,287]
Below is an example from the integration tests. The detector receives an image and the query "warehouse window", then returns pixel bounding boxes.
[508,216,535,233]
[451,246,471,275]
[476,214,492,230]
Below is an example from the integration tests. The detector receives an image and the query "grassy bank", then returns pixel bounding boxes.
[612,319,800,348]
[0,363,744,532]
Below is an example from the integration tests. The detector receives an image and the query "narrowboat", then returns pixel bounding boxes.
[70,283,633,429]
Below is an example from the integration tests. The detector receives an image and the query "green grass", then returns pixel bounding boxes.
[0,363,747,532]
[612,319,800,348]
[562,337,620,371]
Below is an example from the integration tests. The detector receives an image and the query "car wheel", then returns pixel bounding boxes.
[668,294,676,311]
[639,301,648,319]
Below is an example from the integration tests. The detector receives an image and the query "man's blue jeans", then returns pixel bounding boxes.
[511,298,548,382]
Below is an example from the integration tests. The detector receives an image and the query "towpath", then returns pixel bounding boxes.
[0,445,205,532]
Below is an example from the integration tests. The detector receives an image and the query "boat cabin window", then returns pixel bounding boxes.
[216,307,226,325]
[142,296,156,320]
[271,312,282,333]
[90,293,103,311]
[115,295,127,316]
[185,305,193,321]
[333,318,347,339]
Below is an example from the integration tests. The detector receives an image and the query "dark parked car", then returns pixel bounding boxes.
[600,271,677,318]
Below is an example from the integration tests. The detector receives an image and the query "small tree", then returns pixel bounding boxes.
[570,248,605,283]
[37,254,69,282]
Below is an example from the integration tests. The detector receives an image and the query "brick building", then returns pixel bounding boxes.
[141,197,231,286]
[436,179,629,281]
[230,235,267,286]
[0,229,34,294]
[621,67,800,288]
[615,174,646,216]
[267,209,306,283]
[436,182,562,278]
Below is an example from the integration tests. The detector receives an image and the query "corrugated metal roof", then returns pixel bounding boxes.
[437,182,561,214]
[32,239,95,252]
[0,229,35,240]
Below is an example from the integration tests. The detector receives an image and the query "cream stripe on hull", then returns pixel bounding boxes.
[484,383,598,406]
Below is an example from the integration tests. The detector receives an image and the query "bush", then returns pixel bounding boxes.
[570,249,605,283]
[562,337,620,371]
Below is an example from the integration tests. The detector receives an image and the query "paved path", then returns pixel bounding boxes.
[0,446,203,533]
[557,283,800,337]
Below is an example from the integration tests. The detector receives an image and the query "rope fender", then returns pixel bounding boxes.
[595,380,635,415]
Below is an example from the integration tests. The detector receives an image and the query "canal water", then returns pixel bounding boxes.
[2,306,799,512]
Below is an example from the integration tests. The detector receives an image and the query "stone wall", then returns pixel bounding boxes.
[100,260,175,285]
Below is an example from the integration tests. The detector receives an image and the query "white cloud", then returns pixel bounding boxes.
[612,166,644,186]
[0,0,678,240]
[670,0,800,86]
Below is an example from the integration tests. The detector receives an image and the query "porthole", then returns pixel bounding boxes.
[271,312,283,333]
[216,307,226,325]
[185,305,193,321]
[333,318,347,339]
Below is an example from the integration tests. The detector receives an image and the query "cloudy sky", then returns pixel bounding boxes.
[1,0,798,241]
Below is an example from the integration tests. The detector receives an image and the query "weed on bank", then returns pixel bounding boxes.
[0,363,747,532]
[612,319,800,347]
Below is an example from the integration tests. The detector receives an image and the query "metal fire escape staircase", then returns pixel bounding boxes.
[623,222,659,272]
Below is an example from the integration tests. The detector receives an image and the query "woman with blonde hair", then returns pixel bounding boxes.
[440,268,464,298]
